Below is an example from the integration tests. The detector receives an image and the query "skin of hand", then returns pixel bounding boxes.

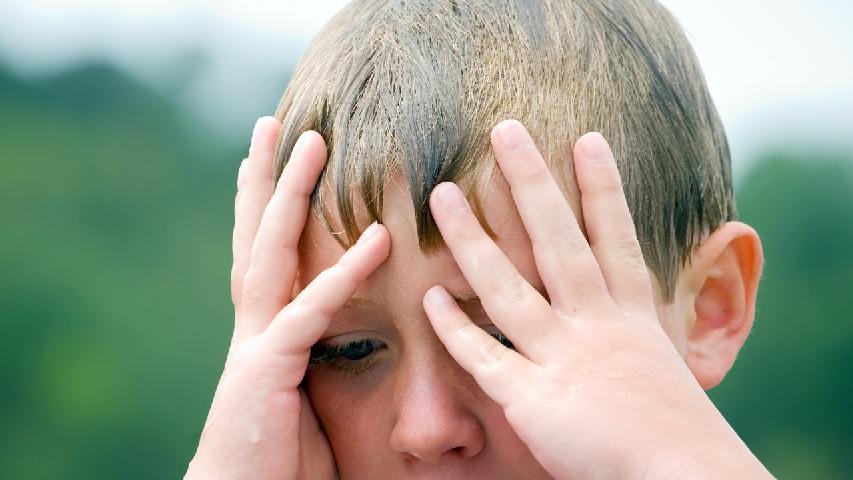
[185,117,391,480]
[422,120,775,479]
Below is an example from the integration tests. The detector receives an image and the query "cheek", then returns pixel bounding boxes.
[477,400,547,468]
[304,367,395,471]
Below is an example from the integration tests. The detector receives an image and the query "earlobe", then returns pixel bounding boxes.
[682,221,764,390]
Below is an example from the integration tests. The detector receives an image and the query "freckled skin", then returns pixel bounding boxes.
[297,174,678,479]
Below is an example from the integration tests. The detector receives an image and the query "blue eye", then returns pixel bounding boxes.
[309,338,386,374]
[340,339,377,360]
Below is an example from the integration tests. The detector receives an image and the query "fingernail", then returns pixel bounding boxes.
[580,132,613,165]
[495,120,531,151]
[436,183,470,215]
[250,116,274,152]
[357,221,381,245]
[424,286,454,312]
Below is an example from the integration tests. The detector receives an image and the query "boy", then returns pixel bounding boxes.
[187,1,773,478]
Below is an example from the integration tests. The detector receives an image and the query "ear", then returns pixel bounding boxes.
[680,221,764,390]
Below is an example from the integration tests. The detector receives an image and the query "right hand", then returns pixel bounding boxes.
[185,117,391,480]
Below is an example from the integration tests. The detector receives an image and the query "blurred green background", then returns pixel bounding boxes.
[2,3,852,479]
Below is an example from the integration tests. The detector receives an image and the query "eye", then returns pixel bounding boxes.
[309,338,387,374]
[339,339,378,360]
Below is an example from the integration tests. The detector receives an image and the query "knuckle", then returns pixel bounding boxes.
[517,160,552,184]
[326,262,357,287]
[257,217,284,244]
[576,249,604,274]
[222,336,267,377]
[283,301,313,321]
[231,283,241,308]
[240,269,265,307]
[448,220,482,242]
[493,274,530,304]
[230,263,244,284]
[236,158,249,190]
[597,175,625,197]
[240,342,279,377]
[613,233,646,266]
[230,267,244,305]
[478,336,508,364]
[274,172,297,197]
[530,216,583,253]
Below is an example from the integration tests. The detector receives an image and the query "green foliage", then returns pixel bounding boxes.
[0,63,241,478]
[1,63,851,478]
[710,152,853,478]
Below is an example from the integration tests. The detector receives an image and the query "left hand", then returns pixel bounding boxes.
[423,120,773,479]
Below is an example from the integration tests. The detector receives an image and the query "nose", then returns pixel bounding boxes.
[388,351,486,464]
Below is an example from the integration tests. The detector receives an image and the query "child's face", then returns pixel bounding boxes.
[297,173,681,478]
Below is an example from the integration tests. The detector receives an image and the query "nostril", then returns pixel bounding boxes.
[411,452,422,460]
[402,452,421,463]
[450,445,467,456]
[402,446,467,464]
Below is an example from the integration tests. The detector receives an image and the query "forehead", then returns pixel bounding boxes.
[296,170,583,310]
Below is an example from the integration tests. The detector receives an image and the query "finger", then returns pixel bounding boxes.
[423,285,541,407]
[490,119,608,309]
[573,132,655,310]
[429,182,559,362]
[233,159,245,219]
[231,116,281,307]
[238,131,326,339]
[264,222,391,357]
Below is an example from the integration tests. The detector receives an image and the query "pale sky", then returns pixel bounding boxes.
[1,0,851,173]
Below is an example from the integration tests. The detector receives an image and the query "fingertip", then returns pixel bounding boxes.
[278,130,329,192]
[374,223,392,259]
[575,131,614,166]
[491,119,532,152]
[428,182,450,214]
[490,119,522,140]
[357,220,380,242]
[430,181,456,200]
[250,116,281,153]
[429,182,469,218]
[289,130,328,168]
[299,129,322,142]
[423,285,455,315]
[257,116,281,132]
[352,221,391,261]
[299,130,327,150]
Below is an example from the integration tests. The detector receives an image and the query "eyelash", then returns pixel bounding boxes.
[488,328,515,350]
[308,339,387,375]
[308,327,514,375]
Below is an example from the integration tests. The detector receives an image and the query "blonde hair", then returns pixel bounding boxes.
[273,0,735,301]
